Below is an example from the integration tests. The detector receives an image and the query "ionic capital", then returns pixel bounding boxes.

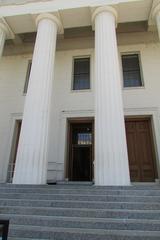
[36,13,63,34]
[151,0,160,20]
[0,18,14,39]
[91,6,118,29]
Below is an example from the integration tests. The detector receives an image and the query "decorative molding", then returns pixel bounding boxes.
[60,109,94,119]
[124,107,159,115]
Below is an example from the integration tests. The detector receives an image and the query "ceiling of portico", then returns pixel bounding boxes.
[0,0,153,37]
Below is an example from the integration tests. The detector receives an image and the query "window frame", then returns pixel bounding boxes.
[23,59,32,95]
[71,56,91,92]
[120,52,144,90]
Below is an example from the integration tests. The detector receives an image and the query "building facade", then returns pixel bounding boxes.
[0,0,160,185]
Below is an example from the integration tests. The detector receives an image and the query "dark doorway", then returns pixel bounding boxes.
[0,220,9,240]
[67,119,94,181]
[125,118,157,182]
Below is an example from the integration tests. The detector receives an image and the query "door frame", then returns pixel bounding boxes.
[66,117,94,181]
[125,116,158,181]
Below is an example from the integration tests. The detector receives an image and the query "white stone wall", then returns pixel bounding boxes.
[0,41,160,182]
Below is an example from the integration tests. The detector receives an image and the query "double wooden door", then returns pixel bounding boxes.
[125,118,157,182]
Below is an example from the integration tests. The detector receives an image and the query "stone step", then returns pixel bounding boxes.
[1,214,160,231]
[8,239,46,240]
[56,181,93,185]
[0,198,160,210]
[8,225,160,239]
[0,192,160,202]
[0,183,160,190]
[9,238,47,240]
[0,206,160,220]
[1,184,160,240]
[1,188,160,196]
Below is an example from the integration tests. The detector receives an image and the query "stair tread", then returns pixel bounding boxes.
[9,224,160,236]
[1,198,160,204]
[1,205,160,212]
[0,184,160,239]
[1,213,160,223]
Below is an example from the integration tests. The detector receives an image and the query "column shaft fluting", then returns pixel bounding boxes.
[13,15,58,184]
[0,25,6,57]
[93,8,130,185]
[156,12,160,40]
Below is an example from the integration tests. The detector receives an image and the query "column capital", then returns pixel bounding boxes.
[0,18,14,39]
[150,0,160,20]
[91,6,118,29]
[36,13,64,34]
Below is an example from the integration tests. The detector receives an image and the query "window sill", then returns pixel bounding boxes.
[71,89,92,93]
[123,86,145,90]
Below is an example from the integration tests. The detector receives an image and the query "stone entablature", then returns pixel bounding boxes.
[0,0,52,6]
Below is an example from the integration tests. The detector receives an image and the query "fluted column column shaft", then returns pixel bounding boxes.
[0,24,6,57]
[156,11,160,40]
[13,14,58,184]
[93,7,130,185]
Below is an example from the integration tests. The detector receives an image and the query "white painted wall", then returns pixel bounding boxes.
[0,40,160,182]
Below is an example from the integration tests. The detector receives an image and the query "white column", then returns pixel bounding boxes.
[0,23,7,57]
[92,6,130,186]
[13,13,63,184]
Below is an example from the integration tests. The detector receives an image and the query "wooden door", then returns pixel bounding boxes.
[125,118,157,182]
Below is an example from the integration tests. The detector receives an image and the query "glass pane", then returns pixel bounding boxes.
[122,54,142,87]
[73,74,90,90]
[124,71,142,87]
[122,54,140,71]
[74,58,90,74]
[77,133,92,145]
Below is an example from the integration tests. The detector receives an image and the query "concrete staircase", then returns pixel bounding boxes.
[0,183,160,239]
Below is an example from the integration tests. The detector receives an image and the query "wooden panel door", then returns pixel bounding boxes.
[125,118,157,182]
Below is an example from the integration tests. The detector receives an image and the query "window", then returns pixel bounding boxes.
[122,54,143,88]
[72,57,90,90]
[23,60,32,94]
